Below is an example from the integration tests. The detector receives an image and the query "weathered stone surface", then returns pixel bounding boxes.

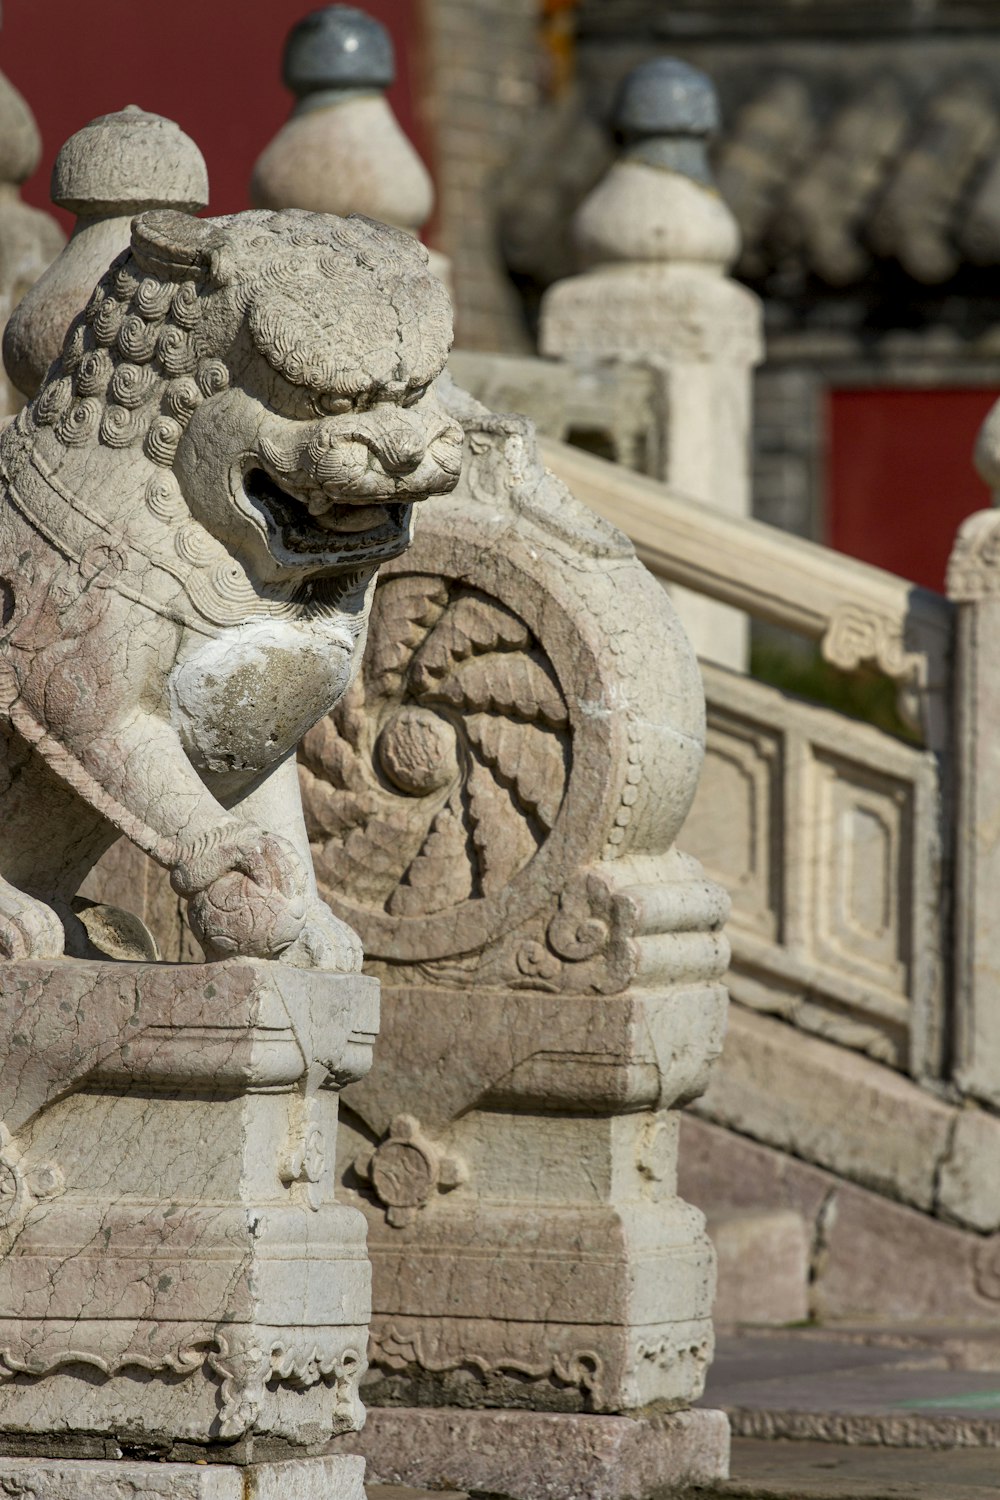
[0,206,459,970]
[340,1407,730,1500]
[709,1210,810,1327]
[0,959,378,1447]
[0,1455,365,1498]
[3,107,206,402]
[694,1007,954,1212]
[938,1107,1000,1232]
[0,196,465,1463]
[295,380,733,1416]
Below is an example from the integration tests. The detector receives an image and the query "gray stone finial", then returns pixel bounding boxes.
[283,5,394,114]
[612,57,719,183]
[51,105,208,215]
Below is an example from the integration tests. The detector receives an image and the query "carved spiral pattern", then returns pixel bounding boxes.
[156,325,197,376]
[61,321,87,373]
[133,277,174,321]
[99,404,145,449]
[34,377,74,427]
[174,522,217,566]
[109,362,157,409]
[90,296,124,346]
[300,573,570,939]
[170,280,202,330]
[144,473,186,522]
[55,398,102,447]
[76,349,112,397]
[163,376,202,424]
[116,314,158,364]
[196,358,230,398]
[144,415,183,467]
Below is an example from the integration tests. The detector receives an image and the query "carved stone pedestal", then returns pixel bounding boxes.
[0,958,377,1475]
[340,1408,730,1500]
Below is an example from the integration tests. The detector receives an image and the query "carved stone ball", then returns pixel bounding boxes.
[377,707,458,797]
[283,5,395,100]
[613,57,719,142]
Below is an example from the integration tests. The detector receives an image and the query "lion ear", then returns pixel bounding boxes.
[130,210,223,283]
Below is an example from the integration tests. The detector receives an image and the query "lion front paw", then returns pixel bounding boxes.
[277,899,364,974]
[174,826,309,962]
[0,884,65,961]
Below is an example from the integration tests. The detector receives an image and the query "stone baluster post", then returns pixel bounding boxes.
[945,406,1000,1111]
[251,4,450,286]
[0,67,64,419]
[540,59,762,671]
[300,383,731,1496]
[3,106,207,402]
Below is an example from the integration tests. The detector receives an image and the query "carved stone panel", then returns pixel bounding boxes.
[685,664,942,1075]
[685,709,782,942]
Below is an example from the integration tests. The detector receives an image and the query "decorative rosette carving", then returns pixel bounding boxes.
[298,402,726,996]
[300,572,572,963]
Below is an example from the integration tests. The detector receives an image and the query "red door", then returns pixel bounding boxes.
[3,0,425,232]
[828,388,998,593]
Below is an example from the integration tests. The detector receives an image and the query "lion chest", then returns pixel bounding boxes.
[169,619,359,775]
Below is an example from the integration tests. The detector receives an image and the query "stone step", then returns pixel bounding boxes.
[709,1209,811,1326]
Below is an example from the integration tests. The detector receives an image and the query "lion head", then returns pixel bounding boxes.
[26,208,462,595]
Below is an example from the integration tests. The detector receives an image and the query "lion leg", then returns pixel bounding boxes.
[0,878,65,961]
[215,751,363,974]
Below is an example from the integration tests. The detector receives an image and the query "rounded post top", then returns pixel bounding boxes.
[0,68,42,186]
[283,5,395,99]
[613,57,720,143]
[51,106,209,217]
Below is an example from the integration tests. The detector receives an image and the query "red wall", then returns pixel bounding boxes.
[828,388,999,593]
[3,0,423,234]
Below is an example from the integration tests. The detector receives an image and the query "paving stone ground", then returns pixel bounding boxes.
[703,1328,1000,1445]
[366,1333,1000,1499]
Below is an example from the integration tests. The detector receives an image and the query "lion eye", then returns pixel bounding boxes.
[402,385,429,409]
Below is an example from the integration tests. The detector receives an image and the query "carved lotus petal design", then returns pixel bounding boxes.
[300,573,570,950]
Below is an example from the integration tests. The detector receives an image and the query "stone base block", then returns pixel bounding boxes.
[338,1406,730,1500]
[0,1454,365,1498]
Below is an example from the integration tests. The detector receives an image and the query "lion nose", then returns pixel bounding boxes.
[368,412,427,477]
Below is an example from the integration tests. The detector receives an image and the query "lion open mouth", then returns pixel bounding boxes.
[243,467,412,561]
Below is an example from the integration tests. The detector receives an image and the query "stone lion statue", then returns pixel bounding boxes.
[0,207,461,968]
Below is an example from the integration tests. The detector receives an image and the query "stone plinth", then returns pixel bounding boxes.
[0,959,377,1454]
[0,1455,365,1498]
[339,1408,730,1500]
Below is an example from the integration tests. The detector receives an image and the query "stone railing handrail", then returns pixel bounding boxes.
[540,435,954,750]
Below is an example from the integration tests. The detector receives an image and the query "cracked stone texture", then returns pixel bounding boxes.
[0,204,459,973]
[0,959,378,1448]
[339,1407,730,1499]
[0,1454,365,1498]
